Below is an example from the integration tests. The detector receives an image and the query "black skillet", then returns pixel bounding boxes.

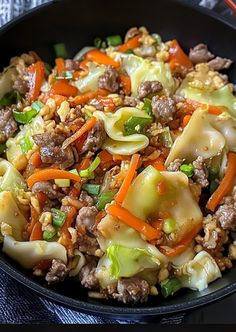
[0,0,236,321]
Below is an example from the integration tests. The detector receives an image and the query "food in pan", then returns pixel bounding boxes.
[0,27,235,303]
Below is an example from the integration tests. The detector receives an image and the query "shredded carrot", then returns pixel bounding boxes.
[79,58,90,73]
[58,205,77,247]
[29,151,42,168]
[29,221,43,241]
[115,154,140,204]
[112,154,130,161]
[95,211,106,225]
[143,157,166,171]
[107,204,161,241]
[27,169,81,188]
[28,61,45,102]
[73,71,81,79]
[97,96,116,111]
[157,180,167,195]
[51,80,78,97]
[37,192,47,208]
[159,223,202,257]
[76,158,91,171]
[62,116,96,150]
[207,105,226,116]
[98,150,113,164]
[118,34,142,53]
[119,75,131,95]
[70,89,108,106]
[53,94,67,106]
[206,152,236,212]
[182,114,192,127]
[74,132,87,153]
[168,39,193,71]
[55,58,66,73]
[86,49,120,68]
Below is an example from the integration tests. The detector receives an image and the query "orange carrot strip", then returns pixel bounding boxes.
[58,205,77,248]
[107,204,161,241]
[70,89,108,106]
[29,222,43,241]
[98,150,113,164]
[27,169,81,188]
[55,58,66,73]
[86,49,120,68]
[207,106,226,116]
[62,116,96,149]
[29,151,42,168]
[51,80,78,97]
[97,96,116,110]
[76,158,91,171]
[182,114,192,127]
[159,224,202,257]
[74,132,87,153]
[118,34,142,53]
[112,154,130,161]
[28,61,45,102]
[119,75,131,95]
[115,154,140,204]
[206,152,236,212]
[143,157,166,171]
[168,39,193,70]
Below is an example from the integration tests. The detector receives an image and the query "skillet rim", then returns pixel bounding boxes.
[0,0,236,318]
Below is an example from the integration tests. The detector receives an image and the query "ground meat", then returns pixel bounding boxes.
[111,278,150,303]
[89,99,105,111]
[0,107,18,143]
[65,59,80,71]
[79,191,94,207]
[207,56,233,71]
[31,181,58,200]
[167,159,184,172]
[78,233,99,256]
[98,65,119,92]
[215,197,236,231]
[80,120,106,154]
[124,27,139,42]
[138,80,163,99]
[33,132,75,169]
[13,71,29,95]
[189,44,214,64]
[123,96,140,107]
[78,260,99,289]
[152,96,176,125]
[192,156,209,188]
[195,215,228,252]
[45,259,68,284]
[76,206,98,234]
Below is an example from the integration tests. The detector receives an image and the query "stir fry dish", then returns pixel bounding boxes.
[0,27,236,303]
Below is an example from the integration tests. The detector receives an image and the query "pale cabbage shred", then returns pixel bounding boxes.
[3,40,234,294]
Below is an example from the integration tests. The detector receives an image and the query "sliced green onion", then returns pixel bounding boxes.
[96,191,115,211]
[124,116,151,136]
[143,98,152,117]
[94,38,103,49]
[31,100,44,113]
[51,208,67,228]
[69,169,79,175]
[0,90,21,106]
[180,163,194,178]
[55,179,70,188]
[160,127,173,148]
[56,71,74,80]
[161,277,182,298]
[54,43,68,58]
[79,156,101,178]
[106,35,122,47]
[163,218,176,234]
[0,143,6,155]
[210,179,219,195]
[20,136,33,153]
[82,184,101,196]
[13,108,38,124]
[124,49,134,54]
[43,229,57,241]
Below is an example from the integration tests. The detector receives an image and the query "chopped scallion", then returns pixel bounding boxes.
[54,43,68,58]
[106,35,122,46]
[79,156,101,178]
[51,208,67,228]
[69,169,79,175]
[82,183,101,196]
[96,191,115,211]
[0,90,21,106]
[13,108,38,124]
[163,218,176,234]
[180,163,194,178]
[94,38,103,49]
[20,136,33,153]
[161,277,182,298]
[143,98,152,117]
[31,100,44,113]
[124,49,134,54]
[123,116,151,135]
[43,229,57,241]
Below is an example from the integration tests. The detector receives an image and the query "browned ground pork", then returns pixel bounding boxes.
[189,44,214,64]
[0,107,18,143]
[152,96,176,125]
[138,80,163,99]
[98,65,119,92]
[45,259,68,284]
[80,120,106,154]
